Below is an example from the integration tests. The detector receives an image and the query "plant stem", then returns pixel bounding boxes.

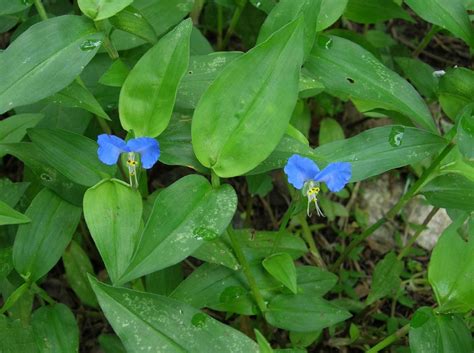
[332,142,455,271]
[298,214,327,268]
[191,0,206,24]
[271,202,295,254]
[398,207,439,260]
[32,283,56,305]
[227,226,267,313]
[33,0,48,21]
[217,4,224,49]
[95,21,119,60]
[221,0,247,50]
[211,170,220,188]
[366,324,410,353]
[413,25,440,58]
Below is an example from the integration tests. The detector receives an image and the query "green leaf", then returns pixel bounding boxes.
[0,315,38,353]
[0,114,44,145]
[296,266,337,296]
[315,126,447,182]
[192,239,239,270]
[428,215,474,313]
[62,241,98,308]
[89,276,260,353]
[45,80,110,120]
[192,19,304,177]
[344,0,411,24]
[249,0,276,13]
[246,173,273,197]
[12,188,81,282]
[119,19,192,137]
[99,59,130,87]
[405,0,474,48]
[306,36,436,132]
[265,294,352,332]
[119,175,237,283]
[0,247,13,281]
[83,179,142,284]
[0,143,86,206]
[366,252,403,305]
[145,265,183,296]
[262,253,298,294]
[317,0,348,31]
[31,304,79,353]
[409,307,472,353]
[257,0,321,58]
[395,57,438,100]
[0,15,103,113]
[99,334,127,353]
[0,200,30,226]
[457,106,474,160]
[109,6,158,44]
[318,118,344,145]
[255,329,274,353]
[0,179,29,207]
[439,68,474,120]
[28,128,115,187]
[422,174,474,211]
[0,0,32,16]
[134,0,195,37]
[78,0,133,21]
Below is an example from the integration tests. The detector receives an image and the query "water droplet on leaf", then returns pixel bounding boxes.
[389,126,405,147]
[219,286,246,303]
[191,313,207,328]
[192,227,219,241]
[80,39,102,51]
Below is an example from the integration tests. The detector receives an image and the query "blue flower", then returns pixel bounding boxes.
[284,154,352,216]
[97,134,160,169]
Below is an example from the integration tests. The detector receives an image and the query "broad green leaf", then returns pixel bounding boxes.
[28,128,115,187]
[0,0,31,15]
[366,252,403,304]
[159,113,208,173]
[262,253,298,294]
[45,80,110,120]
[0,143,86,206]
[409,307,472,353]
[192,19,305,177]
[344,0,411,24]
[145,264,183,296]
[319,118,344,145]
[83,179,142,284]
[0,179,29,207]
[0,114,43,144]
[119,175,237,283]
[265,294,352,332]
[0,200,30,226]
[12,188,81,282]
[405,0,474,48]
[99,334,127,353]
[317,0,348,31]
[422,174,474,211]
[306,36,436,132]
[457,106,474,160]
[78,0,133,21]
[0,247,13,281]
[315,126,447,182]
[249,0,276,13]
[63,241,98,307]
[31,304,79,353]
[0,315,38,353]
[109,6,158,43]
[257,0,321,57]
[439,68,474,120]
[395,57,438,100]
[296,266,338,296]
[0,15,103,113]
[176,52,242,110]
[428,215,474,313]
[171,263,256,315]
[246,173,273,197]
[119,19,192,137]
[99,59,130,87]
[89,277,260,353]
[192,238,239,270]
[134,0,195,37]
[255,330,273,353]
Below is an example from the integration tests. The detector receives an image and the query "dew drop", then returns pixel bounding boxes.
[389,126,405,147]
[324,38,333,49]
[80,39,102,51]
[219,286,246,303]
[192,227,219,241]
[40,173,53,182]
[191,313,207,328]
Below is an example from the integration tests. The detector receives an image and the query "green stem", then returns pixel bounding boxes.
[95,21,119,60]
[191,0,206,24]
[211,170,220,188]
[32,283,56,305]
[221,0,247,50]
[398,207,439,260]
[33,0,48,21]
[413,25,440,58]
[227,226,267,313]
[298,214,327,268]
[271,202,295,254]
[217,4,224,49]
[366,324,410,353]
[332,142,454,271]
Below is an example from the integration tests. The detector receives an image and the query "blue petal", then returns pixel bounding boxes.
[284,154,320,190]
[314,162,352,192]
[127,137,160,169]
[97,134,129,165]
